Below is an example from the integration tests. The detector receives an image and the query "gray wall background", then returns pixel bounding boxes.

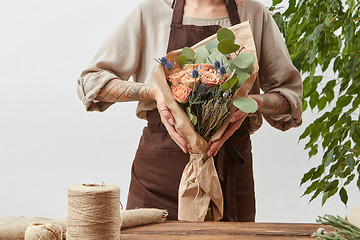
[0,0,358,222]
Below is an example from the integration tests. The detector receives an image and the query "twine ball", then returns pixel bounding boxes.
[67,183,121,240]
[24,223,62,240]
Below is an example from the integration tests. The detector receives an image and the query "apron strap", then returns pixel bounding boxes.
[171,0,185,28]
[225,0,241,25]
[171,0,241,27]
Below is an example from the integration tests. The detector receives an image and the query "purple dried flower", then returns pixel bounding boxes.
[214,60,221,70]
[192,69,199,78]
[219,66,226,75]
[160,57,168,65]
[166,62,173,70]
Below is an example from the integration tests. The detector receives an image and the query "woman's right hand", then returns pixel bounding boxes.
[150,86,188,153]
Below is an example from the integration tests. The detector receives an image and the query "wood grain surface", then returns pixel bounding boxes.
[121,221,331,239]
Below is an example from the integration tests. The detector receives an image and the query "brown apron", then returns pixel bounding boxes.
[126,0,255,222]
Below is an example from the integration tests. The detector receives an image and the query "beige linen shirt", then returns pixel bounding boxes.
[77,0,302,133]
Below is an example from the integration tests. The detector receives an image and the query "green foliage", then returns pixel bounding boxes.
[270,0,360,205]
[217,28,240,54]
[233,98,259,113]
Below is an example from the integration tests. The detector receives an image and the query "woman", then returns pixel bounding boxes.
[77,0,302,221]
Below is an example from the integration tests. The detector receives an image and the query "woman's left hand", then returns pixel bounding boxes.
[207,109,248,157]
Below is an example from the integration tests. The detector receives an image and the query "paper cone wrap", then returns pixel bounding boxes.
[152,21,259,221]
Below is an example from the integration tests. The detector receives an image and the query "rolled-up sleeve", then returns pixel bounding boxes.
[77,5,143,112]
[258,7,303,131]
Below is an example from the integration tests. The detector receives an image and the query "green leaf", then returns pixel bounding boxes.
[346,155,355,170]
[205,40,219,51]
[272,0,282,6]
[302,100,308,112]
[324,180,339,192]
[186,107,197,126]
[339,187,348,206]
[301,167,316,185]
[232,52,255,70]
[309,91,319,109]
[347,56,359,78]
[236,72,251,87]
[233,97,258,113]
[311,166,324,180]
[218,39,240,54]
[303,180,320,196]
[309,144,318,158]
[176,55,187,66]
[195,56,206,64]
[299,125,311,141]
[322,192,329,206]
[318,97,327,111]
[324,149,334,167]
[313,23,324,38]
[336,95,353,108]
[182,47,195,60]
[208,48,219,54]
[206,52,228,67]
[196,46,210,59]
[344,174,355,186]
[284,0,295,16]
[221,70,237,91]
[217,28,235,42]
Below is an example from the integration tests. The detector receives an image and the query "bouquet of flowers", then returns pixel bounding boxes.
[153,21,259,221]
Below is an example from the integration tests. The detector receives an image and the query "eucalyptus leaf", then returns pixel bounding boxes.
[206,52,228,67]
[236,72,251,87]
[218,39,240,54]
[195,56,206,64]
[182,47,195,60]
[176,55,187,66]
[205,40,219,51]
[217,28,235,42]
[232,52,255,70]
[196,46,210,60]
[208,48,219,54]
[233,97,258,113]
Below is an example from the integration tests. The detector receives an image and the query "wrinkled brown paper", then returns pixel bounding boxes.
[152,21,259,221]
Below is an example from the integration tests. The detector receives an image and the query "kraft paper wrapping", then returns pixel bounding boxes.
[152,21,259,221]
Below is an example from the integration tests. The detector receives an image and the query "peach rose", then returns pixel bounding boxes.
[200,71,221,85]
[168,70,185,86]
[180,73,197,88]
[171,84,192,103]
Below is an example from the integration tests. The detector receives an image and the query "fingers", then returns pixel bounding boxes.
[229,109,247,123]
[155,93,188,153]
[158,107,188,153]
[207,113,248,157]
[159,107,175,126]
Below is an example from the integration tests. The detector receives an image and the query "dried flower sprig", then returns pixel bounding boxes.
[312,214,360,240]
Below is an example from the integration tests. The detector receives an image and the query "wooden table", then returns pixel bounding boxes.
[121,221,330,239]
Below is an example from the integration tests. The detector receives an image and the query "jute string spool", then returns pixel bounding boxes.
[24,223,63,240]
[67,183,122,240]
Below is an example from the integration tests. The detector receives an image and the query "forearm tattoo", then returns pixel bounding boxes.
[95,80,153,102]
[257,93,291,115]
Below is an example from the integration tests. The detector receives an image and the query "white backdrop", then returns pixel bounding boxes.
[0,0,358,222]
